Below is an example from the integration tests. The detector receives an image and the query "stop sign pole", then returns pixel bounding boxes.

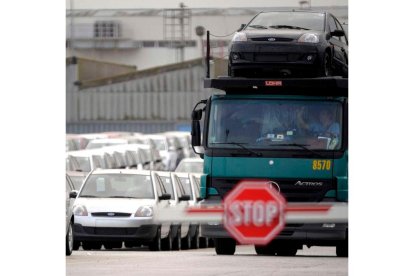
[223,180,287,245]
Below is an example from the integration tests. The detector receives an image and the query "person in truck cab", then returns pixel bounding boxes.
[297,107,340,138]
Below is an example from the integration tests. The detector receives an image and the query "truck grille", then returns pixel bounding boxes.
[210,177,335,202]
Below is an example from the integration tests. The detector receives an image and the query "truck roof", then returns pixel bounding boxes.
[204,77,348,97]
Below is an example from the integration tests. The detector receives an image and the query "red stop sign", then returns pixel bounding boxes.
[223,180,287,245]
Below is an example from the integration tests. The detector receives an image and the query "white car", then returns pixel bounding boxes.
[152,171,191,250]
[66,149,113,172]
[175,157,204,173]
[171,172,203,249]
[73,169,172,251]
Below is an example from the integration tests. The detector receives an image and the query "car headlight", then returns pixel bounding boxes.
[298,33,319,43]
[135,206,153,217]
[232,32,247,42]
[73,205,88,216]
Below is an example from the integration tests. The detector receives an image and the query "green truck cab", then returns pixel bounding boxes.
[191,77,348,257]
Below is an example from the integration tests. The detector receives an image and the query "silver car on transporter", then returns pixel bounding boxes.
[72,169,172,251]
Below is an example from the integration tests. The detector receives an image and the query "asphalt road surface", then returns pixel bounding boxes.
[67,245,347,276]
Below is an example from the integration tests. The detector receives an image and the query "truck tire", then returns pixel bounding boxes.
[215,238,236,255]
[255,244,275,255]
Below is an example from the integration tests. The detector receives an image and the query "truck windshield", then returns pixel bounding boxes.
[208,99,343,150]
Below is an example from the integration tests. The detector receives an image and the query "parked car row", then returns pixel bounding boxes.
[66,131,195,171]
[65,169,209,255]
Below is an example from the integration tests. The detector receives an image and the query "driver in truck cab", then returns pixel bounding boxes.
[297,107,340,138]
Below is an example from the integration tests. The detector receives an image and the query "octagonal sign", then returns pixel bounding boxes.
[223,180,287,245]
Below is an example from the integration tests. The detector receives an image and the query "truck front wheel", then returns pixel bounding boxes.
[214,238,236,255]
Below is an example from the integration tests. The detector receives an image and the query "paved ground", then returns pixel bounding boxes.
[66,245,347,276]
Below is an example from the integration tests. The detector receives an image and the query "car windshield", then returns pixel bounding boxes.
[72,156,91,172]
[208,99,343,150]
[247,12,325,32]
[152,139,167,151]
[176,161,204,173]
[79,174,155,199]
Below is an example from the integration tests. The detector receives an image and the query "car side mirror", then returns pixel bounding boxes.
[330,29,345,37]
[178,195,191,201]
[69,190,78,199]
[237,24,246,32]
[159,193,171,200]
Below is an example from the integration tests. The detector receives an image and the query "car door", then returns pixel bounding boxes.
[327,14,348,75]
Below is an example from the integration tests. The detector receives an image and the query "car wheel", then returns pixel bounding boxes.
[255,244,275,256]
[208,238,215,248]
[182,232,192,250]
[321,51,333,77]
[199,237,209,248]
[214,238,236,255]
[66,222,74,256]
[162,229,173,251]
[149,228,162,251]
[73,241,80,251]
[191,227,200,249]
[172,227,182,251]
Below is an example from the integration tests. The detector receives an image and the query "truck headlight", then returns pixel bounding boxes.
[73,205,88,216]
[135,206,153,217]
[232,32,247,42]
[298,33,319,43]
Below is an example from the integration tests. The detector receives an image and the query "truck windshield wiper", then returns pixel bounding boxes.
[211,142,262,157]
[248,24,268,29]
[268,143,324,158]
[79,195,98,198]
[269,25,309,30]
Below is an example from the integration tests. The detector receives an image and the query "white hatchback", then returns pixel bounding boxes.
[73,169,171,251]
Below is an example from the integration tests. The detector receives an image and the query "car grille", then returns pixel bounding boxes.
[210,178,335,202]
[250,37,294,42]
[83,227,138,235]
[254,53,302,62]
[91,212,131,217]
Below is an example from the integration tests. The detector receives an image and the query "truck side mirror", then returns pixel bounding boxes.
[191,109,203,147]
[237,24,246,32]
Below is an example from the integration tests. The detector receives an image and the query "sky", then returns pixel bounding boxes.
[66,0,348,9]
